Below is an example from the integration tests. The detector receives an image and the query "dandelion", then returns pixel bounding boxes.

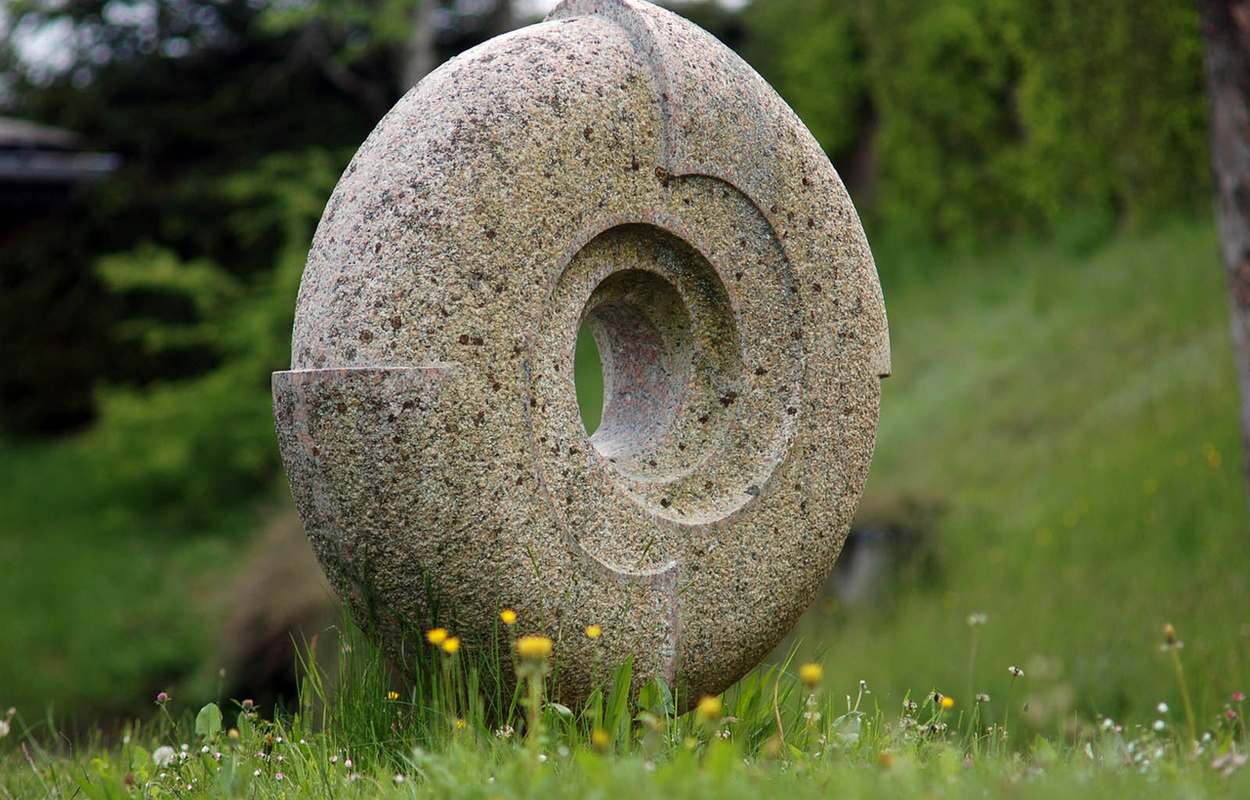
[798,662,823,689]
[584,624,602,639]
[1008,665,1024,678]
[442,636,461,654]
[516,635,553,660]
[500,608,517,626]
[426,627,449,646]
[153,746,177,767]
[591,728,610,751]
[387,691,400,701]
[1161,623,1182,652]
[941,696,955,710]
[696,695,723,721]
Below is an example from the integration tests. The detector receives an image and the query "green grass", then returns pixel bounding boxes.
[3,615,1248,799]
[792,219,1249,733]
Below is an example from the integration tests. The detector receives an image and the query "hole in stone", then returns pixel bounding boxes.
[579,269,696,477]
[574,321,603,435]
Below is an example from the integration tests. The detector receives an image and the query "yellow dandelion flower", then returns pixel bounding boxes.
[386,691,399,701]
[500,608,517,626]
[426,627,448,645]
[584,624,602,639]
[590,728,610,751]
[442,636,461,654]
[941,695,955,710]
[455,718,467,729]
[798,662,823,689]
[515,635,553,660]
[696,694,722,720]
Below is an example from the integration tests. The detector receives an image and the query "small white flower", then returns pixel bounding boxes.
[274,772,285,781]
[1157,702,1169,714]
[394,773,406,784]
[201,745,210,754]
[153,746,177,767]
[180,743,189,752]
[344,758,353,769]
[253,769,262,777]
[537,753,548,763]
[329,754,339,763]
[1101,717,1114,730]
[0,720,9,739]
[1153,720,1166,732]
[348,773,361,783]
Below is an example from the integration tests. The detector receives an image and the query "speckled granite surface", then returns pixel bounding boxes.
[273,0,889,710]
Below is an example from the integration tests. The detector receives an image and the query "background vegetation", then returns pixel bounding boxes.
[0,0,1242,773]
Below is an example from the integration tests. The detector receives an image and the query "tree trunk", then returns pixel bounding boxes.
[400,0,436,95]
[1198,0,1250,501]
[486,0,515,38]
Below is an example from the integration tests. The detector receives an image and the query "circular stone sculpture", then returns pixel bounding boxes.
[273,0,890,709]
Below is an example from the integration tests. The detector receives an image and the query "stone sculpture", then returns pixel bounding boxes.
[273,0,890,709]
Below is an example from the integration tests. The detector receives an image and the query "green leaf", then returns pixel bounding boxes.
[195,702,223,740]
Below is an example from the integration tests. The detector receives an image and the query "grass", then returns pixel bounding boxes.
[2,216,1250,795]
[790,219,1249,733]
[2,610,1248,798]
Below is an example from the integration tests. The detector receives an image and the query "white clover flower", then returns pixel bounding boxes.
[153,746,177,767]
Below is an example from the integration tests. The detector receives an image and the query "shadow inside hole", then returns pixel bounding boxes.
[574,321,603,435]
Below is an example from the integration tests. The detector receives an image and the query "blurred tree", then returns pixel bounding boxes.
[1197,0,1250,503]
[743,0,1208,249]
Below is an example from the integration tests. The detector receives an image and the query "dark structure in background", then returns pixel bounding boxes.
[0,116,118,242]
[1,118,118,436]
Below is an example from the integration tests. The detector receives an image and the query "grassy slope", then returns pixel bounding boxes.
[793,220,1249,730]
[0,441,245,721]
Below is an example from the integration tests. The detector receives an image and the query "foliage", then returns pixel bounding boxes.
[81,148,350,521]
[744,0,1209,248]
